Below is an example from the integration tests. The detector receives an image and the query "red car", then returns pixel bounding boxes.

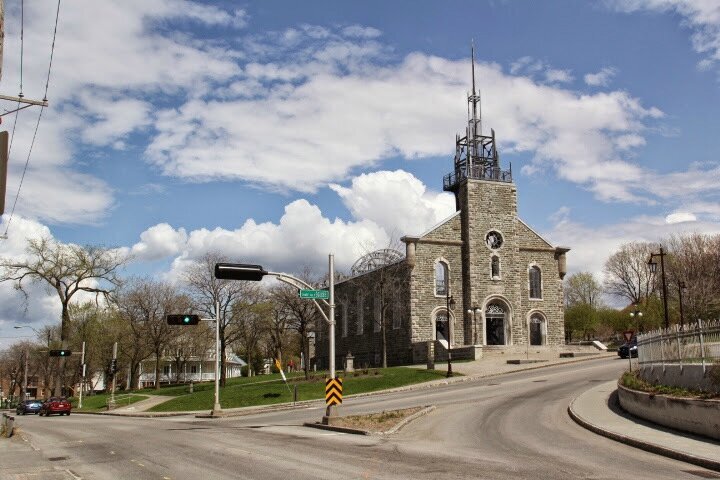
[39,397,72,416]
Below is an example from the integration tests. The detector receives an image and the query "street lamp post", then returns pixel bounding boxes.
[648,248,669,330]
[628,306,642,371]
[446,288,456,378]
[678,281,686,329]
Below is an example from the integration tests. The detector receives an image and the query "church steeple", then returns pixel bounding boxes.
[443,45,512,196]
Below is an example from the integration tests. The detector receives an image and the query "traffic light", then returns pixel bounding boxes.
[166,314,200,325]
[214,263,267,281]
[110,359,118,374]
[49,349,72,357]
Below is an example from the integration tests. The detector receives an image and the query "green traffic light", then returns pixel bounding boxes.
[183,316,190,324]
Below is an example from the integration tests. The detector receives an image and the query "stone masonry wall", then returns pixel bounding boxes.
[409,236,464,346]
[459,179,522,345]
[315,262,413,368]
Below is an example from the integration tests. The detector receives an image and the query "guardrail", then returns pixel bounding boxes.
[637,319,720,374]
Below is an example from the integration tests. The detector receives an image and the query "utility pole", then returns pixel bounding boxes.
[22,348,28,401]
[78,341,85,409]
[1,0,5,83]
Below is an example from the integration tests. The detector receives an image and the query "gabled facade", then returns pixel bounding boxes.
[315,50,569,368]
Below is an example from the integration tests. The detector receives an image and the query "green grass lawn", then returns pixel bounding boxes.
[70,393,149,412]
[148,368,450,412]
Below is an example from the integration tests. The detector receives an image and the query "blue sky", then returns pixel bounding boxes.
[1,0,720,346]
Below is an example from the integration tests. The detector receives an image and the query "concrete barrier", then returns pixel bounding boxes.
[617,383,720,441]
[638,364,720,394]
[1,413,14,438]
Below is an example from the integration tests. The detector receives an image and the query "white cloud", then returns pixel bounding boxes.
[329,170,455,236]
[609,1,720,72]
[130,223,188,261]
[545,209,720,281]
[342,25,382,38]
[0,0,244,226]
[545,68,574,83]
[584,67,618,86]
[665,212,697,223]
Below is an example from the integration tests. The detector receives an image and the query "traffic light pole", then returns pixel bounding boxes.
[110,342,117,409]
[212,258,336,420]
[213,300,221,415]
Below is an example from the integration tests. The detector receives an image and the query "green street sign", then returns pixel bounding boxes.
[299,289,329,300]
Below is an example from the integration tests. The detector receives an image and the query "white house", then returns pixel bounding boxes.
[138,351,246,388]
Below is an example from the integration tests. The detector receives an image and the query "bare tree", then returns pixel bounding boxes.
[182,252,261,386]
[0,237,126,395]
[233,300,271,375]
[115,279,190,390]
[271,267,320,379]
[665,233,720,321]
[167,322,213,383]
[564,272,604,308]
[603,242,657,306]
[0,237,126,345]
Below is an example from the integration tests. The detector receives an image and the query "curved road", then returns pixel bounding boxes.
[3,357,713,479]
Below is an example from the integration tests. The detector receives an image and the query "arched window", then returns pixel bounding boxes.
[491,256,500,279]
[356,292,364,335]
[435,261,448,296]
[529,266,542,299]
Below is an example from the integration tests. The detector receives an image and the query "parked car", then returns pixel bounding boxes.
[618,337,638,359]
[39,397,72,416]
[16,399,43,415]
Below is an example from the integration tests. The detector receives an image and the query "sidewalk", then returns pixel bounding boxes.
[569,381,720,472]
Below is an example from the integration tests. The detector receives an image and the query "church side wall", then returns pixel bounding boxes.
[315,262,413,368]
[518,249,565,346]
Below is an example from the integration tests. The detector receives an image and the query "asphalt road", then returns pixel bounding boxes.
[3,357,716,480]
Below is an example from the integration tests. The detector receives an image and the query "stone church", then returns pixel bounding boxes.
[316,55,569,368]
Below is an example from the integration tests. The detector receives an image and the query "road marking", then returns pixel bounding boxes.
[65,469,83,480]
[109,451,115,455]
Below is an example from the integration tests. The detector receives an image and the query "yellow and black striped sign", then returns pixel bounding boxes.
[325,377,343,406]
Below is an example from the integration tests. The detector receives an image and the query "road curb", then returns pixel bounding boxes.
[303,405,436,436]
[568,388,720,473]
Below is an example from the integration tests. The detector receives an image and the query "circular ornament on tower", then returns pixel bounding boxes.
[486,230,503,249]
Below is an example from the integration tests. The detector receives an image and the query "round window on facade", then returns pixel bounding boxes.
[486,231,503,249]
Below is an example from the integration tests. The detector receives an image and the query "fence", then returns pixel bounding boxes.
[637,319,720,374]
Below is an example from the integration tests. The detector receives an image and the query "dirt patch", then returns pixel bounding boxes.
[330,407,424,433]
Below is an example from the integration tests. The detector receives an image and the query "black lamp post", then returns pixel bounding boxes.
[678,281,686,329]
[446,290,456,378]
[648,247,669,330]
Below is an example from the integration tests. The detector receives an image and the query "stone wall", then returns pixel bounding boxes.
[315,261,413,368]
[618,383,720,440]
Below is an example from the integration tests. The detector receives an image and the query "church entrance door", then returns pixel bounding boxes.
[485,303,506,345]
[530,315,543,346]
[435,311,449,344]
